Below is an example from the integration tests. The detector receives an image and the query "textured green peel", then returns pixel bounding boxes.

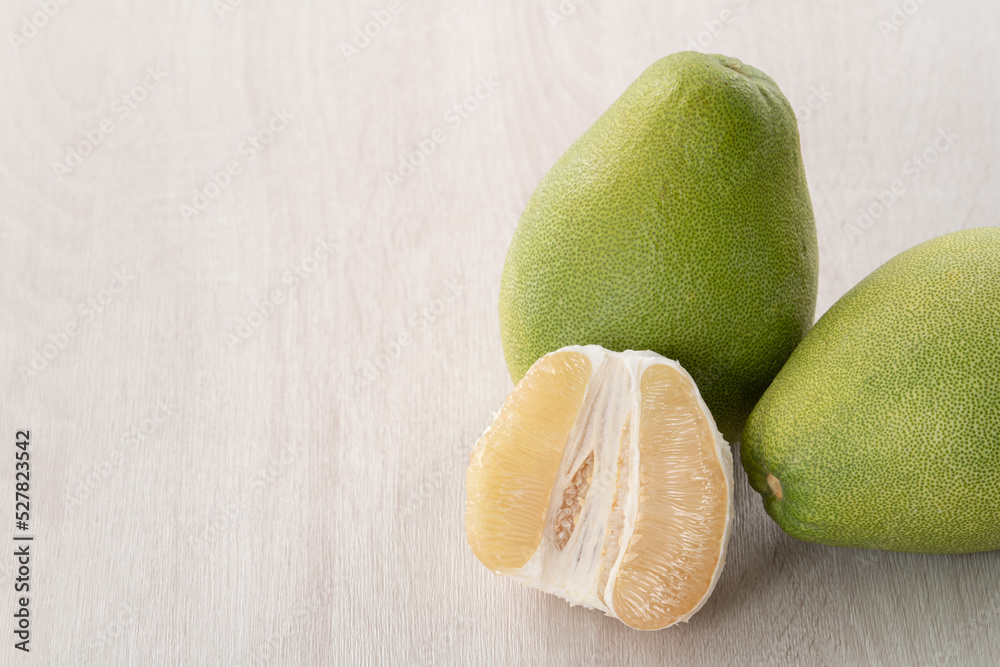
[743,227,1000,554]
[499,52,818,443]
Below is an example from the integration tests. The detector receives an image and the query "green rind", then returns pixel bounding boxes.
[743,227,1000,554]
[500,52,818,443]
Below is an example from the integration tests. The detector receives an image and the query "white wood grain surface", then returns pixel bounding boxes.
[2,1,999,665]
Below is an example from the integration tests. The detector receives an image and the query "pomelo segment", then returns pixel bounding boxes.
[465,350,592,571]
[612,365,733,629]
[465,345,734,630]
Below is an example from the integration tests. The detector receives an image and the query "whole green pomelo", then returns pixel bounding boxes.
[499,52,817,443]
[742,227,1000,554]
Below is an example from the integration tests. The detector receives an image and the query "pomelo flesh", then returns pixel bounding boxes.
[465,346,734,630]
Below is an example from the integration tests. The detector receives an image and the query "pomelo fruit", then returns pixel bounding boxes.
[465,345,733,630]
[499,51,818,443]
[742,227,1000,554]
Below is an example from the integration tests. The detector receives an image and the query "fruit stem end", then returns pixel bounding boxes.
[766,473,783,500]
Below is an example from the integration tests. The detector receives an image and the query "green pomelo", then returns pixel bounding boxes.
[742,227,1000,554]
[499,52,818,443]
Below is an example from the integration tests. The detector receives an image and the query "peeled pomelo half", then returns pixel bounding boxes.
[465,345,734,630]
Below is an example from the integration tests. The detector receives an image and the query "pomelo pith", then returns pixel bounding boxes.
[466,346,733,629]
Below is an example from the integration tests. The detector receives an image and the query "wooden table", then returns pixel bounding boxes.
[3,1,999,664]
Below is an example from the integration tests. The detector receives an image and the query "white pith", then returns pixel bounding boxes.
[498,345,734,628]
